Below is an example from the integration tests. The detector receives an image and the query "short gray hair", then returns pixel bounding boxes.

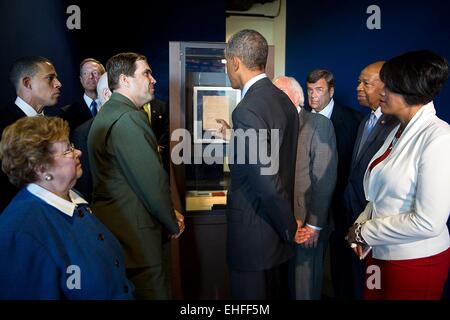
[96,73,110,106]
[287,77,305,107]
[225,29,268,70]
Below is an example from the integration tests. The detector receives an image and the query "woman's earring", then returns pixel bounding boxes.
[44,174,53,181]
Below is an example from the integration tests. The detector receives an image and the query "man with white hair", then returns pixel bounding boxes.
[273,76,338,299]
[96,72,112,108]
[71,73,111,202]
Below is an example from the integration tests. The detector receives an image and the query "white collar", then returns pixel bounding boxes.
[372,106,383,120]
[15,96,42,117]
[83,94,98,108]
[241,73,267,98]
[296,106,302,114]
[27,183,88,217]
[312,98,334,119]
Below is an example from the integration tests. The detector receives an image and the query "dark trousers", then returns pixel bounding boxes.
[230,261,289,300]
[329,229,366,299]
[126,240,172,300]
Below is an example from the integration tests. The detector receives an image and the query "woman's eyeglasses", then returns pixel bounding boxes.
[54,143,76,158]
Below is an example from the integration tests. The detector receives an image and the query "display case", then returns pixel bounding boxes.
[169,42,274,299]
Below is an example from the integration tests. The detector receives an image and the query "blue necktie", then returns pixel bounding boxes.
[90,100,98,117]
[357,112,377,157]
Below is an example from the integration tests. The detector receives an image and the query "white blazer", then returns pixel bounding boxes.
[356,102,450,260]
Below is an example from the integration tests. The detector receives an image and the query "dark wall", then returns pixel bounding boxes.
[285,0,450,122]
[0,0,225,111]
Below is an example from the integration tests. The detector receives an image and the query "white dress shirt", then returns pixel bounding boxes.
[83,94,99,113]
[356,102,450,260]
[241,73,267,98]
[311,98,334,119]
[372,106,383,122]
[15,97,42,116]
[27,183,88,217]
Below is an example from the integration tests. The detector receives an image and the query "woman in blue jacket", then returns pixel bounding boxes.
[0,116,134,299]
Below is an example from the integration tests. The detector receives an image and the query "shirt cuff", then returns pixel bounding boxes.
[306,224,322,231]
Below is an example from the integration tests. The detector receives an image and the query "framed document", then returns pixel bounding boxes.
[193,86,241,143]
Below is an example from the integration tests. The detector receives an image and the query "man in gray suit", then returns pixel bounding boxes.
[273,76,337,299]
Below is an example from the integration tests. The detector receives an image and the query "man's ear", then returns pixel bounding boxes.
[329,86,335,98]
[119,74,129,88]
[22,76,32,90]
[293,92,301,107]
[232,56,240,72]
[103,88,111,99]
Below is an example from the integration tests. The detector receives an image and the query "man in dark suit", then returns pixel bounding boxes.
[61,58,105,132]
[274,76,338,299]
[88,52,184,299]
[336,61,398,299]
[224,30,299,299]
[71,73,111,202]
[0,56,61,212]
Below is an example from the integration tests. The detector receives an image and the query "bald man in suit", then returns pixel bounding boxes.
[274,76,337,299]
[336,61,398,299]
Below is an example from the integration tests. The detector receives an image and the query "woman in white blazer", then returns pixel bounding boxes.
[346,50,450,300]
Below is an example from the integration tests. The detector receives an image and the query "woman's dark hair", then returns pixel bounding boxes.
[380,50,449,105]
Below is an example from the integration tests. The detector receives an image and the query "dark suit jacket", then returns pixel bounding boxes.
[72,118,94,202]
[342,112,398,226]
[61,98,93,132]
[88,92,179,268]
[0,103,26,212]
[149,99,170,172]
[227,77,299,271]
[294,110,337,228]
[329,103,363,196]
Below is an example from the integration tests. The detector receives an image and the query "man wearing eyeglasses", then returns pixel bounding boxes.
[61,58,105,132]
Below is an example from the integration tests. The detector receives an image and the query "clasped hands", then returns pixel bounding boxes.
[170,209,185,239]
[294,218,320,248]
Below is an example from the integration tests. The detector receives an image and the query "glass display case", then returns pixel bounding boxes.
[169,42,274,212]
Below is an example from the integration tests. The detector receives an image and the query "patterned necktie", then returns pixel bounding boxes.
[90,100,98,117]
[143,103,152,125]
[357,112,378,157]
